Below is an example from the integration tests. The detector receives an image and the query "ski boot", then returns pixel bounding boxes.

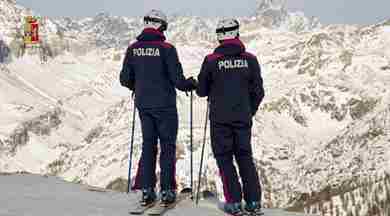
[140,188,157,206]
[245,201,264,216]
[224,202,246,216]
[160,190,176,206]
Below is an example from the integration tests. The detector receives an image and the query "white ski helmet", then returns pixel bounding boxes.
[216,18,240,42]
[144,9,168,32]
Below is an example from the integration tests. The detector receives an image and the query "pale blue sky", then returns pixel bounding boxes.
[17,0,390,24]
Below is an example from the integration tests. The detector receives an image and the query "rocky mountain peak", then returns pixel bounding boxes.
[256,0,287,14]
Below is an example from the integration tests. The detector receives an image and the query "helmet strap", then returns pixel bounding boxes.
[158,23,168,32]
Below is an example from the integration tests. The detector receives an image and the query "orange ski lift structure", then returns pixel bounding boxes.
[24,16,40,47]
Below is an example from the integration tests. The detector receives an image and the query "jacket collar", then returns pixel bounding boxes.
[136,28,166,42]
[215,38,246,56]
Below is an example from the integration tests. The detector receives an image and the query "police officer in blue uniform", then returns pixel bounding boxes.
[196,19,265,216]
[120,10,197,206]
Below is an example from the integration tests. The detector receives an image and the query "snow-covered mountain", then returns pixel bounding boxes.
[1,0,390,215]
[0,0,27,44]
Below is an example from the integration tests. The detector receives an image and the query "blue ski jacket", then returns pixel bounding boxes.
[120,28,194,109]
[196,38,264,123]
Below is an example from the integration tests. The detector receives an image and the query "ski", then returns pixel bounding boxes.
[129,201,157,215]
[247,210,265,216]
[201,190,264,216]
[147,190,191,216]
[200,190,232,214]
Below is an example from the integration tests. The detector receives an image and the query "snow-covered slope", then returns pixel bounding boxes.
[0,173,315,216]
[0,0,389,215]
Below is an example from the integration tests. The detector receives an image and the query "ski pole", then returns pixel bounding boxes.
[190,91,194,199]
[127,97,137,193]
[196,102,209,205]
[181,91,195,196]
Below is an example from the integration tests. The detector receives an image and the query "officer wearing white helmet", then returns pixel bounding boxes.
[143,10,168,32]
[196,18,264,216]
[120,9,197,207]
[216,19,241,41]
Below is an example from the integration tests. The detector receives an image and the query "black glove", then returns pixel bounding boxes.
[119,75,135,91]
[251,109,258,117]
[123,81,135,91]
[185,77,198,91]
[250,102,258,117]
